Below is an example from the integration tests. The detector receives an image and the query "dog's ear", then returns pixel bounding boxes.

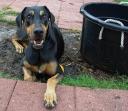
[44,6,55,23]
[16,7,28,40]
[16,7,27,27]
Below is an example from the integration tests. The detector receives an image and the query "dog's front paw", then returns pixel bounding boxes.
[44,90,57,109]
[15,44,24,53]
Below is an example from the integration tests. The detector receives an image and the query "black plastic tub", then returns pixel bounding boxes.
[80,3,128,73]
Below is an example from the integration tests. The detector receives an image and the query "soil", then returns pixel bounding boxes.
[0,24,124,80]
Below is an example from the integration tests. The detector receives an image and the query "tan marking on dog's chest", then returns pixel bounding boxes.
[23,60,39,72]
[23,61,57,75]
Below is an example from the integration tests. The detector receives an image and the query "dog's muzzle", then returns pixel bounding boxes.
[31,28,45,49]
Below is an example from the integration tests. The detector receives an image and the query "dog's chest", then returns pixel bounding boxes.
[23,60,48,73]
[23,60,57,75]
[24,44,56,74]
[25,47,46,65]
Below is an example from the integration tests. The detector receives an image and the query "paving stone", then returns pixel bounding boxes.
[55,85,75,111]
[58,1,83,30]
[76,87,128,111]
[10,0,39,12]
[101,0,113,2]
[59,11,82,22]
[58,20,82,30]
[0,0,15,8]
[61,2,83,13]
[58,11,82,30]
[0,78,128,111]
[84,0,101,3]
[84,0,113,3]
[7,80,75,111]
[60,0,84,3]
[0,78,16,111]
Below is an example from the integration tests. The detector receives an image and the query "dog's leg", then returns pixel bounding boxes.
[22,42,28,48]
[44,62,64,109]
[44,74,60,108]
[45,61,57,75]
[23,66,36,81]
[12,35,24,53]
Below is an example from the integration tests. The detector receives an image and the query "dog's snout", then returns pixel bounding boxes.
[34,28,43,35]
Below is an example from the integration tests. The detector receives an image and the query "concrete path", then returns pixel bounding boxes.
[0,78,128,111]
[0,0,113,30]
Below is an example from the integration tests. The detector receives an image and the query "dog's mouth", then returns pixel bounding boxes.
[32,38,44,49]
[33,39,44,46]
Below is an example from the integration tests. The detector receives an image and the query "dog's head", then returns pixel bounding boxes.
[16,6,55,49]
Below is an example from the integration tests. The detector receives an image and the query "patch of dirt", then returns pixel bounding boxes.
[0,25,123,80]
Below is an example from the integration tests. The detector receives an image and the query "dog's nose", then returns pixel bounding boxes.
[34,28,43,35]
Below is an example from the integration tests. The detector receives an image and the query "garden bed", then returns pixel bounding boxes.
[0,25,85,76]
[0,24,124,80]
[0,24,128,89]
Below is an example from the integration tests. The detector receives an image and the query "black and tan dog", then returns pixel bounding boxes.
[11,6,64,108]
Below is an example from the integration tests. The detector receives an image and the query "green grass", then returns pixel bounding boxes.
[61,74,128,90]
[0,7,18,25]
[1,72,127,90]
[115,0,128,2]
[0,10,19,16]
[0,72,21,80]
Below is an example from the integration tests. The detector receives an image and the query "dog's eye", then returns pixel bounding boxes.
[41,14,47,19]
[27,14,32,19]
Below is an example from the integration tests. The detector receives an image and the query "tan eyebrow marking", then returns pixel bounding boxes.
[40,10,44,16]
[29,10,34,15]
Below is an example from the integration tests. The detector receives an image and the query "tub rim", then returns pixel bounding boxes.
[80,2,128,32]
